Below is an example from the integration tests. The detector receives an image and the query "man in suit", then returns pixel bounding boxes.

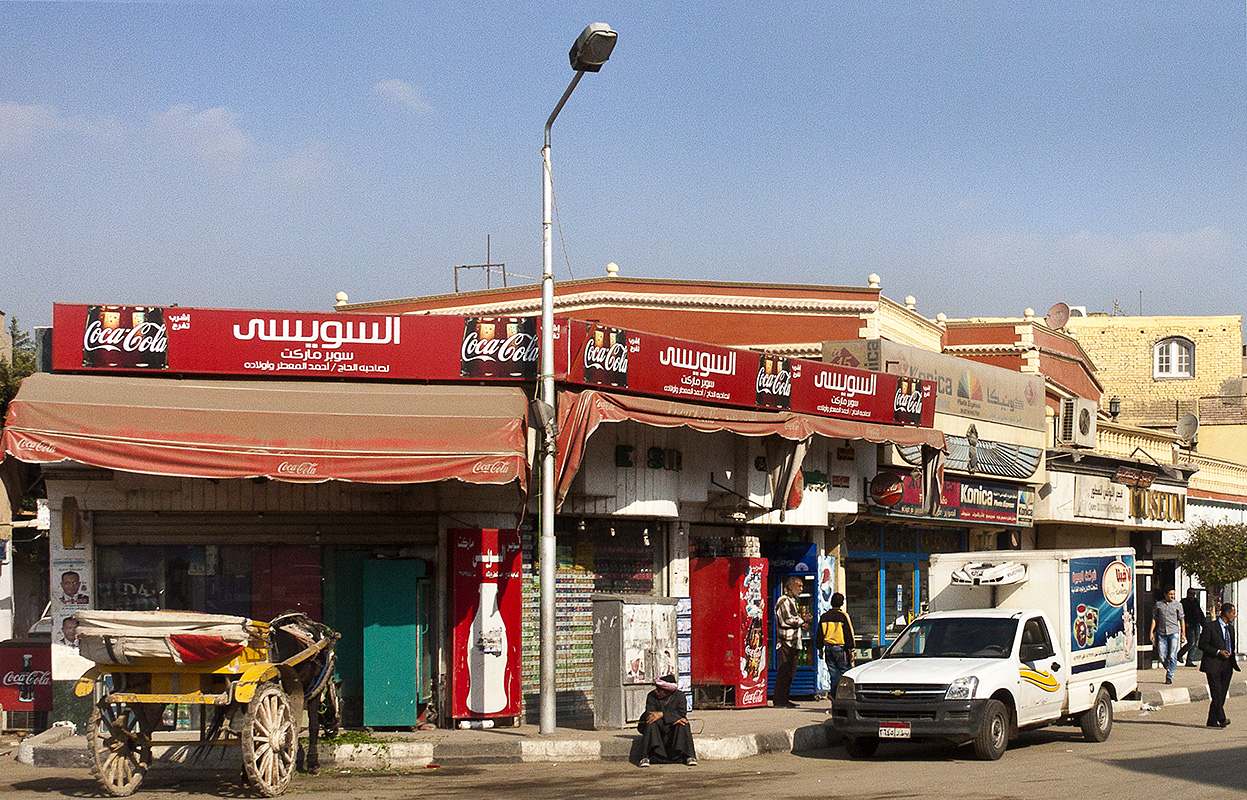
[1198,602,1239,728]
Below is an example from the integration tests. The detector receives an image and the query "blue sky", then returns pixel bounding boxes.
[2,2,1244,331]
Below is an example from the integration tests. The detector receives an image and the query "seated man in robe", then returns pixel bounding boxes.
[637,675,697,767]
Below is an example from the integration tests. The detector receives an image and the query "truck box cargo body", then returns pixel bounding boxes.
[832,548,1136,760]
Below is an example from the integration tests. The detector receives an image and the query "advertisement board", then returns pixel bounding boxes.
[0,642,52,712]
[870,472,1035,526]
[1068,555,1136,675]
[52,304,938,427]
[450,528,523,720]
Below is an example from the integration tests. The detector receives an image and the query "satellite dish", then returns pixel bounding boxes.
[1045,302,1071,330]
[1176,414,1200,444]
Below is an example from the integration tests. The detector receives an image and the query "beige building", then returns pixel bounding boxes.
[1061,313,1242,431]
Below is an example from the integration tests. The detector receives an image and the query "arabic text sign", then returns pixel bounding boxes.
[874,472,1033,526]
[54,304,472,380]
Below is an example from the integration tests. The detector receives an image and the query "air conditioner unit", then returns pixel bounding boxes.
[1058,398,1098,448]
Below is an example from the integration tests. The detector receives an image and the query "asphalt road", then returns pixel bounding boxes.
[3,694,1245,799]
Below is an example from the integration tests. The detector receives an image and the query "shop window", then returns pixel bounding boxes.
[1153,337,1194,378]
[882,526,916,553]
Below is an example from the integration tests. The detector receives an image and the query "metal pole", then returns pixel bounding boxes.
[539,70,584,735]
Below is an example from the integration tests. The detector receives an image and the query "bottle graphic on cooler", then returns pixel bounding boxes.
[467,578,508,715]
[19,654,35,703]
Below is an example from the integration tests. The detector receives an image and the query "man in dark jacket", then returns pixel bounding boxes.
[1177,588,1203,666]
[1199,603,1239,728]
[815,592,856,694]
[637,675,697,767]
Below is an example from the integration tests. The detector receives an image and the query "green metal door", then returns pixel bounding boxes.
[363,559,425,726]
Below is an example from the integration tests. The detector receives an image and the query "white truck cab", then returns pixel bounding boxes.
[832,549,1136,760]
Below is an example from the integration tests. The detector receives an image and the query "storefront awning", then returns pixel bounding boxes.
[2,373,529,488]
[554,389,946,507]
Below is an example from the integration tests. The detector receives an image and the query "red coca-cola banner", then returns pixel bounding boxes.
[561,321,936,427]
[0,642,52,712]
[450,529,522,720]
[52,304,935,426]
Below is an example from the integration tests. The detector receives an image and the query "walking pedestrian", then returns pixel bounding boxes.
[1199,603,1239,728]
[1150,588,1184,684]
[1178,588,1203,667]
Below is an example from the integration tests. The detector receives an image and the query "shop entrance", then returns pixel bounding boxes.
[845,525,964,649]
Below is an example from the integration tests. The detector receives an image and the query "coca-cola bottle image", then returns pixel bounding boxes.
[755,354,792,409]
[18,654,35,703]
[460,317,539,379]
[82,305,168,370]
[581,324,629,387]
[892,375,924,426]
[743,616,765,680]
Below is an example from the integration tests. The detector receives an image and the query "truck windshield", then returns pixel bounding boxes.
[884,618,1019,659]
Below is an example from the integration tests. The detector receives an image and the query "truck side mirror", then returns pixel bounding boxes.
[1019,643,1052,662]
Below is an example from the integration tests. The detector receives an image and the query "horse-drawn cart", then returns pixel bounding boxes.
[73,610,339,797]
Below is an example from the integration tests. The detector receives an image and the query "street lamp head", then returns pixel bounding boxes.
[569,23,617,72]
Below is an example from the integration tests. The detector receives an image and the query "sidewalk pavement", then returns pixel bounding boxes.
[19,663,1246,770]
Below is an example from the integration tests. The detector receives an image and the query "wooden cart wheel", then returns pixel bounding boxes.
[88,701,155,797]
[241,682,297,797]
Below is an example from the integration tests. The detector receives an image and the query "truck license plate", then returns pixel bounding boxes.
[878,722,911,739]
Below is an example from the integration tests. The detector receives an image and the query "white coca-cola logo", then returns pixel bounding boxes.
[16,440,55,454]
[3,670,51,687]
[584,341,628,373]
[83,320,168,355]
[471,460,512,475]
[461,331,539,364]
[894,386,923,414]
[756,368,792,397]
[277,461,318,476]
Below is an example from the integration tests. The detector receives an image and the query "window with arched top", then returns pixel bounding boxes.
[1153,337,1194,379]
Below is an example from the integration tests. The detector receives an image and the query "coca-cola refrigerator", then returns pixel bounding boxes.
[689,557,768,708]
[451,529,522,724]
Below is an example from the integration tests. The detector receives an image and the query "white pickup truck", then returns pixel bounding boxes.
[831,548,1137,760]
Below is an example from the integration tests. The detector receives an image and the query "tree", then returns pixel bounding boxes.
[1,316,37,423]
[1176,521,1247,612]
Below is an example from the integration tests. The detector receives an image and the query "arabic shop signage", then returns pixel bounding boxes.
[52,304,936,426]
[869,471,1034,526]
[1074,475,1129,521]
[562,322,936,426]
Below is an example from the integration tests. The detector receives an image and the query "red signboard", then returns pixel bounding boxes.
[0,642,52,712]
[52,303,936,427]
[450,528,522,720]
[562,321,936,427]
[869,472,1035,526]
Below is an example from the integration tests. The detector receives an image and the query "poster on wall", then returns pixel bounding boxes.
[738,562,767,707]
[1068,554,1136,675]
[450,529,522,720]
[814,555,836,694]
[50,553,93,681]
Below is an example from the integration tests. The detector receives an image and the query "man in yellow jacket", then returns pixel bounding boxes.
[815,592,856,694]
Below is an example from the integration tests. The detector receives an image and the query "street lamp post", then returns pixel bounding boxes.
[539,22,617,735]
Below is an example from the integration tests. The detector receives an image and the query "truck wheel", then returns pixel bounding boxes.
[1080,687,1113,742]
[843,735,880,758]
[972,699,1009,760]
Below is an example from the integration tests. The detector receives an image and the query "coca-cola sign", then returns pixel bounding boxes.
[581,323,629,388]
[460,317,539,379]
[277,461,318,476]
[755,354,792,410]
[0,644,52,711]
[82,306,168,370]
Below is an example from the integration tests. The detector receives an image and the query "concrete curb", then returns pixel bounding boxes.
[26,683,1247,772]
[24,721,840,771]
[1138,678,1242,709]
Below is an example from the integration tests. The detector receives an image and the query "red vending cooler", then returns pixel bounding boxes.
[689,557,768,708]
[451,528,523,723]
